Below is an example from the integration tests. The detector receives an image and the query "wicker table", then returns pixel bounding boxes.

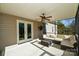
[41,39,52,47]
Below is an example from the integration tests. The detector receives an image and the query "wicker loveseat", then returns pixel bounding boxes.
[43,34,76,48]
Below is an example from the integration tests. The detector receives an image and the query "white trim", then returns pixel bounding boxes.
[17,20,33,44]
[17,20,25,44]
[16,20,19,44]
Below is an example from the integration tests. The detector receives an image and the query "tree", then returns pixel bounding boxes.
[56,20,65,34]
[68,19,75,34]
[56,19,75,35]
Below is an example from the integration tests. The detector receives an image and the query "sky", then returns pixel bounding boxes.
[60,18,75,26]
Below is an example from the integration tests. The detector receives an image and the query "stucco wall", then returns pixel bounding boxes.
[0,13,40,49]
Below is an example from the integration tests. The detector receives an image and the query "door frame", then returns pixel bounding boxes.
[25,21,33,41]
[17,20,33,44]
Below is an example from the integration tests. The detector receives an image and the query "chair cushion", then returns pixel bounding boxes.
[47,34,57,38]
[61,39,74,48]
[70,35,76,45]
[55,38,63,41]
[61,35,76,48]
[57,35,65,39]
[64,35,71,39]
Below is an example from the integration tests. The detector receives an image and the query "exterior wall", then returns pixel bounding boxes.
[33,22,41,39]
[0,13,17,49]
[0,13,40,49]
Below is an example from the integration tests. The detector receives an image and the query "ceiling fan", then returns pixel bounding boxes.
[40,13,52,23]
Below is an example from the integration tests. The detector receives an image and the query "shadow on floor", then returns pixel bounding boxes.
[52,44,77,56]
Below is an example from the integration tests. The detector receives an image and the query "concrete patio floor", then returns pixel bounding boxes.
[1,38,76,56]
[4,39,64,56]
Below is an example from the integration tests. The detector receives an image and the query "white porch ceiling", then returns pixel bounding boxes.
[0,3,78,21]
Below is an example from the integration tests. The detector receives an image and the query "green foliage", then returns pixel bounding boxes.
[56,20,65,34]
[67,20,75,34]
[56,19,75,35]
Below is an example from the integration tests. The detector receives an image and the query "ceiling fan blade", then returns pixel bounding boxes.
[40,15,45,18]
[45,18,50,21]
[46,16,52,18]
[40,16,43,17]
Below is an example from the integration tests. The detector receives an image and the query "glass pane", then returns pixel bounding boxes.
[27,24,31,39]
[19,23,25,40]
